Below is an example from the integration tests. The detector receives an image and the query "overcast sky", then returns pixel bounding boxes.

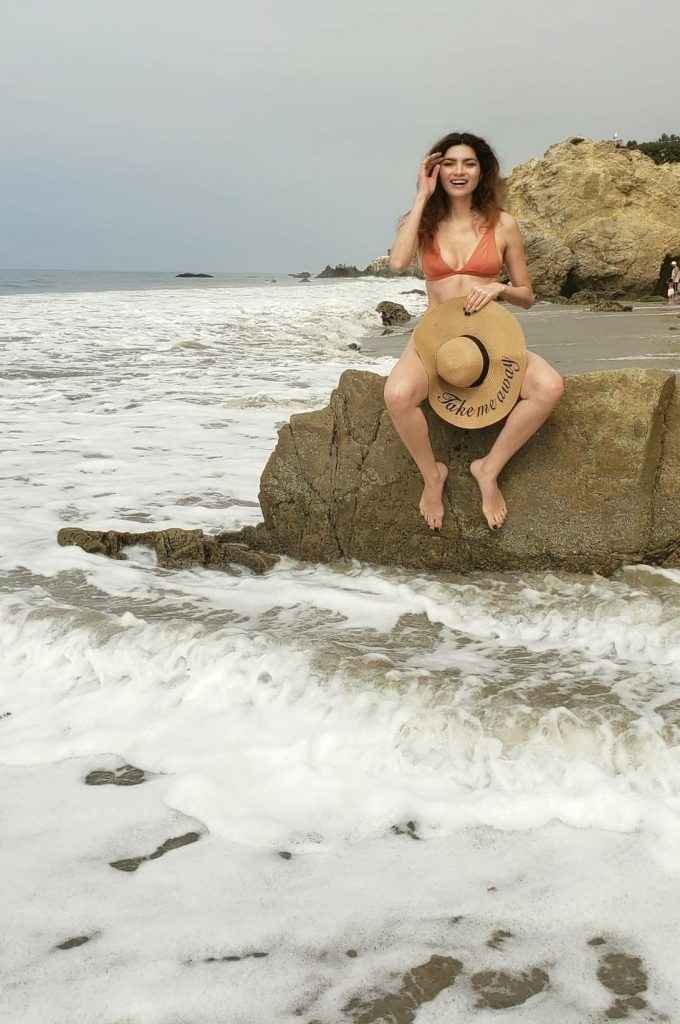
[1,0,675,273]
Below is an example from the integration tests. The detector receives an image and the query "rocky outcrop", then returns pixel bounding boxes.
[257,368,680,575]
[58,368,680,577]
[57,527,277,574]
[363,253,423,279]
[316,264,363,278]
[506,137,680,297]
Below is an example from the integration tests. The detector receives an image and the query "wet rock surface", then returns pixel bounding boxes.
[589,943,668,1020]
[257,367,680,575]
[471,966,550,1009]
[57,525,278,574]
[55,934,93,950]
[185,950,268,965]
[390,820,420,840]
[486,928,513,949]
[605,995,649,1019]
[597,953,648,997]
[375,301,411,326]
[110,831,201,873]
[85,764,146,786]
[343,954,463,1023]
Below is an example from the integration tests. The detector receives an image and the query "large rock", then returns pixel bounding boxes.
[259,368,680,575]
[506,137,680,297]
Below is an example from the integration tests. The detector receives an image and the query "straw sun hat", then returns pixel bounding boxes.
[413,297,527,429]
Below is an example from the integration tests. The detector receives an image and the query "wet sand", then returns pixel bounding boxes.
[362,300,680,375]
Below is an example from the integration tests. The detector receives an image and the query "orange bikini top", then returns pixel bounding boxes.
[420,226,502,282]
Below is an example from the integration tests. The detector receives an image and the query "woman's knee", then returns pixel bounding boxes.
[526,361,565,407]
[542,370,565,406]
[384,378,423,414]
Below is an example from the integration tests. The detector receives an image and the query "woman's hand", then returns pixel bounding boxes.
[416,152,443,200]
[464,281,506,315]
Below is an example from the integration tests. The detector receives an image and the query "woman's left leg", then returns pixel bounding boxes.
[470,352,564,529]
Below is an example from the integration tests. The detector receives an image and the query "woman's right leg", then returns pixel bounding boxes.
[383,335,449,529]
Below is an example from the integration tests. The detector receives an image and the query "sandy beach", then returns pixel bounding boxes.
[362,299,680,376]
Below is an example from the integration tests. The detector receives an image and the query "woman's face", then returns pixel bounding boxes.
[438,144,481,199]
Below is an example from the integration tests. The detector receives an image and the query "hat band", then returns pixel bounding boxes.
[461,335,490,389]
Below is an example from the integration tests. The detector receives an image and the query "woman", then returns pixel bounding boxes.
[384,131,564,531]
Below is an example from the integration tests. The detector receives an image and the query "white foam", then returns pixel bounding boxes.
[3,277,680,1020]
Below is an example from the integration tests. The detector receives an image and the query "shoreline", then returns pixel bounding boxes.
[362,300,680,376]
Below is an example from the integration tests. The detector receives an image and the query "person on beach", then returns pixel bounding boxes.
[384,131,564,531]
[671,260,680,302]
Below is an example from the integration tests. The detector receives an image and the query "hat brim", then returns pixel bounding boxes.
[413,297,527,429]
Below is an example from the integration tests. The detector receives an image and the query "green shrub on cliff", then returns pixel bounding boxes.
[626,133,680,164]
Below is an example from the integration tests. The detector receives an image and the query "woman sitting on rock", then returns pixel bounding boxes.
[385,131,564,530]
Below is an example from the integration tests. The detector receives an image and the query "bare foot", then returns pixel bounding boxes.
[470,458,507,530]
[419,462,449,530]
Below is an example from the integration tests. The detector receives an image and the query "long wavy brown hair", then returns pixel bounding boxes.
[398,132,505,260]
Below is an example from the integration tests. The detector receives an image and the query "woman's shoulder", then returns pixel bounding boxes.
[494,211,524,248]
[496,210,518,231]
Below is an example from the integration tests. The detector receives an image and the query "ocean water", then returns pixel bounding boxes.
[1,271,679,1022]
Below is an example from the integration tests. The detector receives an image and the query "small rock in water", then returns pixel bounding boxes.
[55,935,92,950]
[597,952,648,996]
[472,967,550,1009]
[375,300,411,326]
[390,820,420,840]
[110,831,201,873]
[347,342,361,351]
[605,995,648,1018]
[278,850,293,860]
[344,955,463,1022]
[147,832,201,860]
[85,770,115,786]
[201,950,268,963]
[487,928,514,949]
[110,856,146,873]
[85,764,146,786]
